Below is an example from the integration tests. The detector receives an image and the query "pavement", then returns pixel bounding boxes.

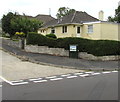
[1,50,81,81]
[1,37,119,71]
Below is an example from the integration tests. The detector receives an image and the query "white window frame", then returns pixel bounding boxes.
[62,26,67,33]
[51,27,55,34]
[77,26,80,34]
[88,25,93,34]
[76,26,81,37]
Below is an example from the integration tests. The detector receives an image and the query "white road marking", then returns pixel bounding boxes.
[0,70,117,86]
[50,78,63,81]
[11,80,23,83]
[46,76,57,79]
[29,78,42,81]
[11,82,29,86]
[85,71,94,74]
[0,76,13,85]
[0,76,28,86]
[74,73,84,75]
[102,72,111,74]
[80,74,90,77]
[91,73,101,75]
[61,74,71,77]
[112,71,118,73]
[67,76,78,79]
[33,80,47,83]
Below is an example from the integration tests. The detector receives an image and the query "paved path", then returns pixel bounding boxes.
[1,38,119,71]
[1,50,80,81]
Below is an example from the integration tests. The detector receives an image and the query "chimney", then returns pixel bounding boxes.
[99,10,104,21]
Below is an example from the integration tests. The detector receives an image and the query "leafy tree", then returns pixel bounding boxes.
[1,12,42,38]
[1,12,16,37]
[108,5,120,23]
[11,16,42,36]
[108,16,114,22]
[56,7,75,18]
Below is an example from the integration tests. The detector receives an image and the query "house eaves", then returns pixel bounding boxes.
[83,21,102,24]
[40,23,83,29]
[83,21,120,25]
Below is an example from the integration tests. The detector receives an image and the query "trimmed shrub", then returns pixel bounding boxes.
[86,40,120,56]
[26,33,120,56]
[46,34,57,39]
[56,37,120,56]
[26,32,57,47]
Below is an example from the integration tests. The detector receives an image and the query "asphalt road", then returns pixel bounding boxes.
[2,72,118,100]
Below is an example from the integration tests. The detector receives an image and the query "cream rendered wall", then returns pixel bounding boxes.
[101,23,119,41]
[46,28,51,34]
[39,24,101,39]
[38,22,119,41]
[81,23,101,40]
[39,25,76,38]
[55,25,76,38]
[38,28,51,36]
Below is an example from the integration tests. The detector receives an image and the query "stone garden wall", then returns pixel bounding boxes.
[2,38,120,61]
[25,45,120,61]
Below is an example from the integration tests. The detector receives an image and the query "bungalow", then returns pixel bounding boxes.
[38,11,119,41]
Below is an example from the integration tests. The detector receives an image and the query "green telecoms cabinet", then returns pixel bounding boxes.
[69,45,79,59]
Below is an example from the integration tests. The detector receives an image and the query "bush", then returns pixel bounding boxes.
[56,37,120,56]
[26,32,57,47]
[46,34,57,39]
[26,33,120,56]
[86,40,120,56]
[2,33,10,38]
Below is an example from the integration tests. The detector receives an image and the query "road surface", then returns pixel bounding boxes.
[2,71,118,100]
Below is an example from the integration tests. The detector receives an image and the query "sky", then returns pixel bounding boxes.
[0,0,119,21]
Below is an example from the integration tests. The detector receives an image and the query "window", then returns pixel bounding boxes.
[77,27,80,33]
[62,26,67,33]
[88,25,93,33]
[41,30,45,33]
[51,28,55,34]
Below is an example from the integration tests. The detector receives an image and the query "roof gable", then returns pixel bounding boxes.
[42,11,99,28]
[72,11,99,23]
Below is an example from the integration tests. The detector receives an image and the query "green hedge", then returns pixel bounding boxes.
[26,32,120,56]
[46,34,57,39]
[26,32,56,47]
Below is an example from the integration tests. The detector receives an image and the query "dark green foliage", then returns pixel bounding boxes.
[11,15,42,36]
[1,12,16,37]
[84,40,120,56]
[26,33,120,56]
[26,32,57,47]
[46,34,57,39]
[108,5,120,23]
[1,12,42,38]
[56,7,75,18]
